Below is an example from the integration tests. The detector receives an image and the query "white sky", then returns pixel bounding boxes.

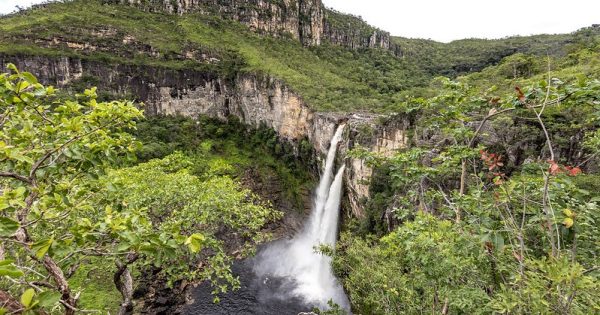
[1,0,599,42]
[322,0,600,42]
[0,0,45,14]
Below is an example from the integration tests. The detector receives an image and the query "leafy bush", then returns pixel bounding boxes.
[335,213,490,314]
[339,74,600,314]
[0,67,279,314]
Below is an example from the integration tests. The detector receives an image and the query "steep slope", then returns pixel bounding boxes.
[1,0,595,114]
[0,0,412,112]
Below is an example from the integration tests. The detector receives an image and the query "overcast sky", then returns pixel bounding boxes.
[1,0,598,42]
[322,0,600,42]
[0,0,43,14]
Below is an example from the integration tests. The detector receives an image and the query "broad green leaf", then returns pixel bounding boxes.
[185,233,205,253]
[37,291,61,308]
[21,72,38,85]
[6,63,18,73]
[32,237,54,259]
[0,261,24,278]
[0,217,20,237]
[20,288,35,308]
[0,260,13,266]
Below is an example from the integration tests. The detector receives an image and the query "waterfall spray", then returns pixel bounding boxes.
[253,124,350,310]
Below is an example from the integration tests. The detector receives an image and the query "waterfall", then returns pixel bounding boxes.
[305,124,345,241]
[253,124,350,310]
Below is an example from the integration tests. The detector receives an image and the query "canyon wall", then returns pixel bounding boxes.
[1,54,408,217]
[102,0,391,49]
[105,0,324,46]
[322,9,391,50]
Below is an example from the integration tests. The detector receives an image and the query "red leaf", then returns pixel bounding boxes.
[515,86,525,102]
[568,167,582,176]
[548,161,562,176]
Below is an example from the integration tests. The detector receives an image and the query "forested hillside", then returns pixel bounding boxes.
[1,0,597,112]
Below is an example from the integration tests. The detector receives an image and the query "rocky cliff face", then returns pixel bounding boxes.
[106,0,324,46]
[322,9,391,50]
[105,0,393,50]
[323,23,390,50]
[1,54,408,217]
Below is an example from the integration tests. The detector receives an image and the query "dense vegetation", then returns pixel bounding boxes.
[133,115,315,210]
[0,67,288,314]
[392,34,573,77]
[1,1,599,314]
[336,73,600,313]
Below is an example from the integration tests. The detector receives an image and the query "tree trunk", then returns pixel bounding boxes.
[43,256,77,315]
[114,253,138,315]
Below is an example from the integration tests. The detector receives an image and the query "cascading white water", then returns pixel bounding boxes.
[254,125,350,310]
[305,125,346,241]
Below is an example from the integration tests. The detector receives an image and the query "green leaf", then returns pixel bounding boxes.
[491,233,505,251]
[32,237,54,259]
[14,186,26,197]
[185,233,205,253]
[21,72,38,85]
[0,260,24,278]
[0,260,13,266]
[6,63,18,73]
[20,288,35,308]
[0,217,20,237]
[37,291,61,308]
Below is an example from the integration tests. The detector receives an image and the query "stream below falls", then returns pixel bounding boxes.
[183,125,350,314]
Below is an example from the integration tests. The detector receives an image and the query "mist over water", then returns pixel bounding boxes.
[253,124,350,310]
[184,125,350,314]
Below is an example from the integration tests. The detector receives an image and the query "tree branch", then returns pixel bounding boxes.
[29,121,119,180]
[0,171,32,184]
[114,253,139,315]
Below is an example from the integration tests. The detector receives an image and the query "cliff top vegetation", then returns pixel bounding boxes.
[0,0,598,112]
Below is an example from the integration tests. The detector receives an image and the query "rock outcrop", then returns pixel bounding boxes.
[0,54,408,217]
[322,9,391,50]
[106,0,324,46]
[103,0,392,50]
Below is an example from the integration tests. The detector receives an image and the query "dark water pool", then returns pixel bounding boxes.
[182,259,317,315]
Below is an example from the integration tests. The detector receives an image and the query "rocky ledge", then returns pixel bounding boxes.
[0,53,409,217]
[102,0,390,50]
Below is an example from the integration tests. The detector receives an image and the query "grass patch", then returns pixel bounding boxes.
[68,258,121,313]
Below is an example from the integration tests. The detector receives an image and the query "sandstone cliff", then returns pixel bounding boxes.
[1,54,408,217]
[105,0,324,46]
[103,0,392,50]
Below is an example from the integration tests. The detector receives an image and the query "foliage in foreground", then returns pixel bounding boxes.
[338,73,600,314]
[0,66,280,314]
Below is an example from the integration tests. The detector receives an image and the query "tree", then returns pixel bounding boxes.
[0,65,280,314]
[341,74,600,314]
[96,152,280,312]
[0,64,142,314]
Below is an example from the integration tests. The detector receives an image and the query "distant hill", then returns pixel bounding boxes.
[0,0,598,112]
